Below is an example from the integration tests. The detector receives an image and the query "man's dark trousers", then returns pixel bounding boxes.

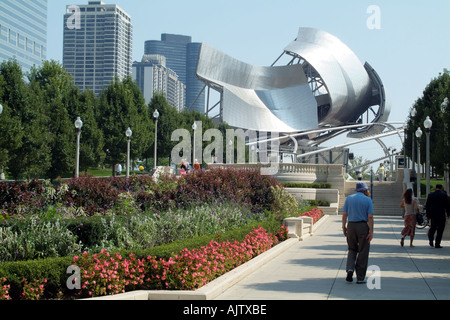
[428,215,447,247]
[346,222,370,281]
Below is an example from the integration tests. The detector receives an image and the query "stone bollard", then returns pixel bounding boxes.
[283,217,304,239]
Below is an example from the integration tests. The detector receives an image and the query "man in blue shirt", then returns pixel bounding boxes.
[342,182,374,284]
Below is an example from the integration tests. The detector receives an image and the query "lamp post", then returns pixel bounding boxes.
[424,116,432,196]
[410,108,417,178]
[153,110,159,170]
[74,117,83,178]
[415,127,423,199]
[126,127,132,178]
[192,122,197,164]
[442,98,449,193]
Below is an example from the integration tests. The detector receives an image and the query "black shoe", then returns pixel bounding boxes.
[435,245,443,249]
[357,279,367,284]
[429,241,434,247]
[346,270,354,283]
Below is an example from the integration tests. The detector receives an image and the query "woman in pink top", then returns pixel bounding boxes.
[400,189,419,247]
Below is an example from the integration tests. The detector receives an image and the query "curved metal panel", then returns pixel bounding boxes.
[197,43,318,133]
[284,28,372,126]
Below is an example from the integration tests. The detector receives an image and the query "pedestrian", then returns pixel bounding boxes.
[193,159,201,170]
[180,159,187,175]
[425,184,450,248]
[342,182,374,284]
[376,163,385,182]
[399,189,419,247]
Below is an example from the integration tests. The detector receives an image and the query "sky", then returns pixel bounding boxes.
[46,0,450,165]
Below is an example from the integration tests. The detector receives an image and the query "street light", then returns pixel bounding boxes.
[410,108,417,178]
[192,122,198,164]
[415,127,423,199]
[153,110,159,170]
[424,116,432,196]
[126,127,132,178]
[74,117,83,178]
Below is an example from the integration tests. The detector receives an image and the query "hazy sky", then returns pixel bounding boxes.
[46,0,450,164]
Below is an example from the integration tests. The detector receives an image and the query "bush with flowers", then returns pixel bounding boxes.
[21,278,47,300]
[0,277,11,300]
[299,207,324,224]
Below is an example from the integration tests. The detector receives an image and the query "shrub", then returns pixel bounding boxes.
[0,220,82,262]
[268,186,300,221]
[299,208,324,224]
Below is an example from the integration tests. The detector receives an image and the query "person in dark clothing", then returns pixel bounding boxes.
[425,184,450,248]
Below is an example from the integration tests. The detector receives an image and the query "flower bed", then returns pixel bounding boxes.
[0,225,287,300]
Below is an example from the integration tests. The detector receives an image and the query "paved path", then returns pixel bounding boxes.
[214,215,450,300]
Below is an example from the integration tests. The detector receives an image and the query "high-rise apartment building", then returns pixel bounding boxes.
[144,34,205,113]
[63,1,133,96]
[132,54,186,112]
[0,0,47,73]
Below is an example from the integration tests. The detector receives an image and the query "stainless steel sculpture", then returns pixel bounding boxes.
[196,27,391,146]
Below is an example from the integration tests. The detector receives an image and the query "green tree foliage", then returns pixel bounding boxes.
[71,90,106,173]
[97,76,152,175]
[0,60,51,179]
[0,60,227,180]
[29,60,77,180]
[406,71,450,176]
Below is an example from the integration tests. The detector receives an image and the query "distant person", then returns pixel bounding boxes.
[376,163,385,182]
[425,184,450,248]
[180,159,187,175]
[399,189,419,247]
[193,159,201,170]
[342,182,374,284]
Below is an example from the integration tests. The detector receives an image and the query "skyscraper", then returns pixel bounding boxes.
[0,0,48,73]
[144,34,205,113]
[132,54,186,112]
[63,1,133,96]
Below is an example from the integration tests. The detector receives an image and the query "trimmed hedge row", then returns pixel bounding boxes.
[281,182,332,189]
[0,220,281,300]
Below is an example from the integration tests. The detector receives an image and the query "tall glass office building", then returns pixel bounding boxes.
[0,0,47,74]
[145,34,205,113]
[63,1,133,96]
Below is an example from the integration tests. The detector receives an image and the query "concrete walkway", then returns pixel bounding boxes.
[213,215,450,300]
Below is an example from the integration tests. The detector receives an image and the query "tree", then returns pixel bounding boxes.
[0,60,51,180]
[97,76,152,175]
[348,156,371,180]
[147,93,181,163]
[29,60,77,180]
[406,71,450,177]
[69,89,105,173]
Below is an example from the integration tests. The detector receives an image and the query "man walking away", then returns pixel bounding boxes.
[425,184,450,248]
[342,182,374,284]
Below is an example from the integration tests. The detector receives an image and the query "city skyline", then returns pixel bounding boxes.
[44,1,450,162]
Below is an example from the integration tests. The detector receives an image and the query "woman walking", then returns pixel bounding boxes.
[400,189,419,247]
